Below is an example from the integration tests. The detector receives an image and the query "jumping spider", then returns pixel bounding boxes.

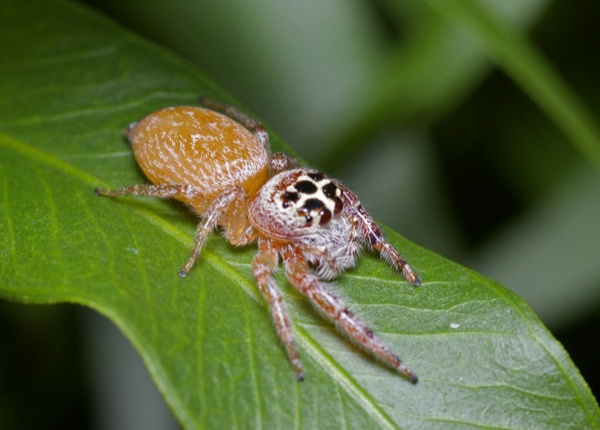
[96,98,421,382]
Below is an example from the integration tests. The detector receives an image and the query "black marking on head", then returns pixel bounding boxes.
[322,181,343,214]
[294,180,318,194]
[307,172,325,182]
[301,198,333,226]
[281,191,299,208]
[298,199,326,226]
[284,191,299,202]
[282,172,343,227]
[303,198,325,212]
[322,182,338,199]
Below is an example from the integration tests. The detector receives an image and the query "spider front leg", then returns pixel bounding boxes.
[344,190,421,286]
[253,240,304,380]
[282,247,418,383]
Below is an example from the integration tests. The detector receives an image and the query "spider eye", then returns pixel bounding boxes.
[319,208,332,225]
[297,206,314,225]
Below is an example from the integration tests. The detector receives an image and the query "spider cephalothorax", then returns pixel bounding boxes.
[96,98,421,383]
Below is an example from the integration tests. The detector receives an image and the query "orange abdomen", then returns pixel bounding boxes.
[128,106,269,213]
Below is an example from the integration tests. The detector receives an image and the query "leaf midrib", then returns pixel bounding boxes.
[2,133,402,429]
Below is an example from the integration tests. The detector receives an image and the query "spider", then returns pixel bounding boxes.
[95,98,421,383]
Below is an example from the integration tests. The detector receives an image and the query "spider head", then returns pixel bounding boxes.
[248,168,346,239]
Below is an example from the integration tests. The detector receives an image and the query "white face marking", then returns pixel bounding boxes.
[279,173,343,227]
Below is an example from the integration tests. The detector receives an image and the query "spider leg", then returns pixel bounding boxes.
[270,152,300,174]
[224,191,255,246]
[179,186,247,277]
[299,245,340,280]
[199,97,269,152]
[374,240,421,286]
[254,240,304,380]
[349,197,421,286]
[95,183,202,201]
[282,249,418,383]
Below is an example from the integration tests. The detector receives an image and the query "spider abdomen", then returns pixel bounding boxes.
[127,106,269,213]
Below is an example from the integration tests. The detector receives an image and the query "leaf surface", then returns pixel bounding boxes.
[0,1,598,428]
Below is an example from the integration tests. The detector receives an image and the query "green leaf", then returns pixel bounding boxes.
[1,1,598,429]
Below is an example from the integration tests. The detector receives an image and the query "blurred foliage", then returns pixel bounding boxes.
[1,0,599,427]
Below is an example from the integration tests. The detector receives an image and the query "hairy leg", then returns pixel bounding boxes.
[340,186,421,286]
[95,183,202,201]
[179,186,247,277]
[270,152,301,174]
[253,240,304,380]
[282,248,418,383]
[224,190,255,246]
